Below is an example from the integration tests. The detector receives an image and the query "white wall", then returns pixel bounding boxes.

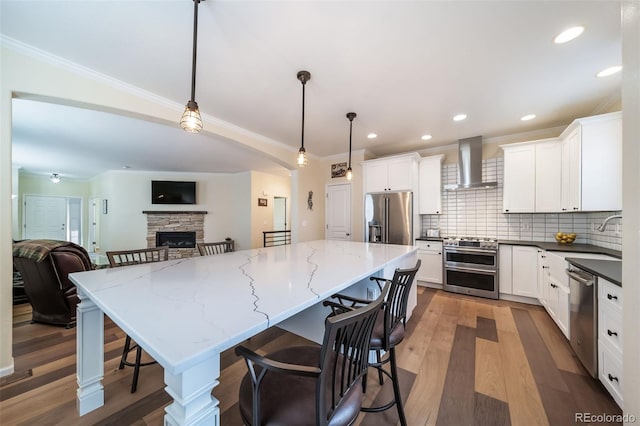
[90,170,250,252]
[250,171,291,248]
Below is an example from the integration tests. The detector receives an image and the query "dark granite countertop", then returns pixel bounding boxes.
[498,240,621,259]
[565,258,622,287]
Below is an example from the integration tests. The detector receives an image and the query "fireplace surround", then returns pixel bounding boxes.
[143,210,206,259]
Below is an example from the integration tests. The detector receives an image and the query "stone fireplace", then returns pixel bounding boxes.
[143,211,207,259]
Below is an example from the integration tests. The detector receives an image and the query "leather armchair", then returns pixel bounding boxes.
[13,239,93,327]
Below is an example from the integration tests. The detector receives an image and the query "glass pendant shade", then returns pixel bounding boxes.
[50,173,61,183]
[181,100,203,133]
[346,167,353,180]
[297,147,308,167]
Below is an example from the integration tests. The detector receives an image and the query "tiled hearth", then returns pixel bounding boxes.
[143,211,206,259]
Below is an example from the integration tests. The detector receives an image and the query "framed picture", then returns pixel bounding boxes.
[331,162,347,178]
[258,198,268,207]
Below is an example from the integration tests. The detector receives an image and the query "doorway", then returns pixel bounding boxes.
[23,195,82,245]
[325,183,352,240]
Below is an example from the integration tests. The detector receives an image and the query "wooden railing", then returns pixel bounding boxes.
[263,230,291,247]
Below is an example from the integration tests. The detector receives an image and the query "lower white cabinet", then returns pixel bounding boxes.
[416,240,443,285]
[511,246,538,298]
[598,277,623,408]
[539,251,570,339]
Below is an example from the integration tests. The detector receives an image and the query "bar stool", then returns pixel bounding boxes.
[331,259,421,426]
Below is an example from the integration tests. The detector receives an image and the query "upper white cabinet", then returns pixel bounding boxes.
[418,155,443,214]
[362,153,420,193]
[502,143,536,212]
[535,141,563,212]
[502,139,561,213]
[502,111,621,213]
[560,111,622,212]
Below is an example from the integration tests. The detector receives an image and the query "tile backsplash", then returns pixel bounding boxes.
[420,157,622,251]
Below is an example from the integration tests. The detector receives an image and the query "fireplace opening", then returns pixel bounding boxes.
[156,231,196,249]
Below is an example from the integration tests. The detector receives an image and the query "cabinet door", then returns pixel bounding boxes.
[561,128,581,212]
[498,245,513,295]
[581,115,622,211]
[511,246,538,298]
[503,145,536,212]
[386,157,414,191]
[364,162,389,193]
[537,249,549,306]
[417,250,443,284]
[535,141,562,212]
[419,156,443,214]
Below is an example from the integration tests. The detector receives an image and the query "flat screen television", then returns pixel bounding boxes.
[151,180,196,204]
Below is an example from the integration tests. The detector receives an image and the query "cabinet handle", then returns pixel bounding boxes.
[436,211,440,214]
[573,207,579,211]
[505,209,510,212]
[607,329,618,337]
[608,374,619,383]
[542,266,549,269]
[438,252,441,255]
[607,293,618,301]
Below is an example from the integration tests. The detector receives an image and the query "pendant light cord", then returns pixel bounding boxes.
[348,119,353,168]
[301,79,306,150]
[190,0,200,102]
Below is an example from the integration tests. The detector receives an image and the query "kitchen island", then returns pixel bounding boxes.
[70,240,417,425]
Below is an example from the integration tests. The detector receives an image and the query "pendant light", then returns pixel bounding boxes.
[180,0,204,133]
[296,70,311,167]
[49,173,61,184]
[346,112,356,180]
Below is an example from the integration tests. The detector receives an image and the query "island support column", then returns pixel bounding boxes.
[163,353,220,426]
[76,288,105,414]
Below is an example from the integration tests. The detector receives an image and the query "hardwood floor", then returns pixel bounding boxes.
[0,288,621,425]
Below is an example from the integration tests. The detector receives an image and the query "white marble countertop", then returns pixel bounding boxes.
[70,240,417,375]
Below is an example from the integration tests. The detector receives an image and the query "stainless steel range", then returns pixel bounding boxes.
[442,237,499,299]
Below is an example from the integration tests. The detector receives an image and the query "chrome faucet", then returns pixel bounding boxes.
[596,215,622,232]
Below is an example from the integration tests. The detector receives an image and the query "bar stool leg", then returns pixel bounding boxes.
[119,335,132,369]
[131,346,142,393]
[389,347,407,426]
[376,350,384,385]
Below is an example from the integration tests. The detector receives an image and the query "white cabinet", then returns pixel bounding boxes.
[535,141,563,212]
[415,240,442,285]
[502,144,536,213]
[498,245,513,295]
[598,277,623,407]
[560,111,622,212]
[362,153,420,193]
[502,139,562,213]
[418,155,443,214]
[511,246,538,298]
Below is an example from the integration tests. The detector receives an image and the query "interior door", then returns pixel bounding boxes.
[326,184,351,240]
[273,196,287,231]
[24,195,67,240]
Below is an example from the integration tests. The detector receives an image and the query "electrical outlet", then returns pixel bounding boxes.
[615,223,621,235]
[591,223,598,231]
[366,286,379,301]
[521,222,531,230]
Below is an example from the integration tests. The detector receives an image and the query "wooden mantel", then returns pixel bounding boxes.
[142,211,208,214]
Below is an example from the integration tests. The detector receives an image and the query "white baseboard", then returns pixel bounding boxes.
[0,360,15,378]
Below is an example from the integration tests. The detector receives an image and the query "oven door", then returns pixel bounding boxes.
[444,248,497,270]
[444,266,499,299]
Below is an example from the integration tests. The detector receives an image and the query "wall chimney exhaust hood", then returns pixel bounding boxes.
[444,136,498,191]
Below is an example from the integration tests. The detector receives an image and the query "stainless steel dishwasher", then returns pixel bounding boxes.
[567,265,598,377]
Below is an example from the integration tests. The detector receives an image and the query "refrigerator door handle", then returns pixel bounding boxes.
[385,197,390,243]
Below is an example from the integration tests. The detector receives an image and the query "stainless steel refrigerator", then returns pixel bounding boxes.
[365,191,413,245]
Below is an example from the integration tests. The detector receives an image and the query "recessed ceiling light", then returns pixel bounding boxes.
[521,114,536,121]
[421,134,432,140]
[453,114,467,122]
[596,66,622,77]
[367,133,377,139]
[554,26,584,44]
